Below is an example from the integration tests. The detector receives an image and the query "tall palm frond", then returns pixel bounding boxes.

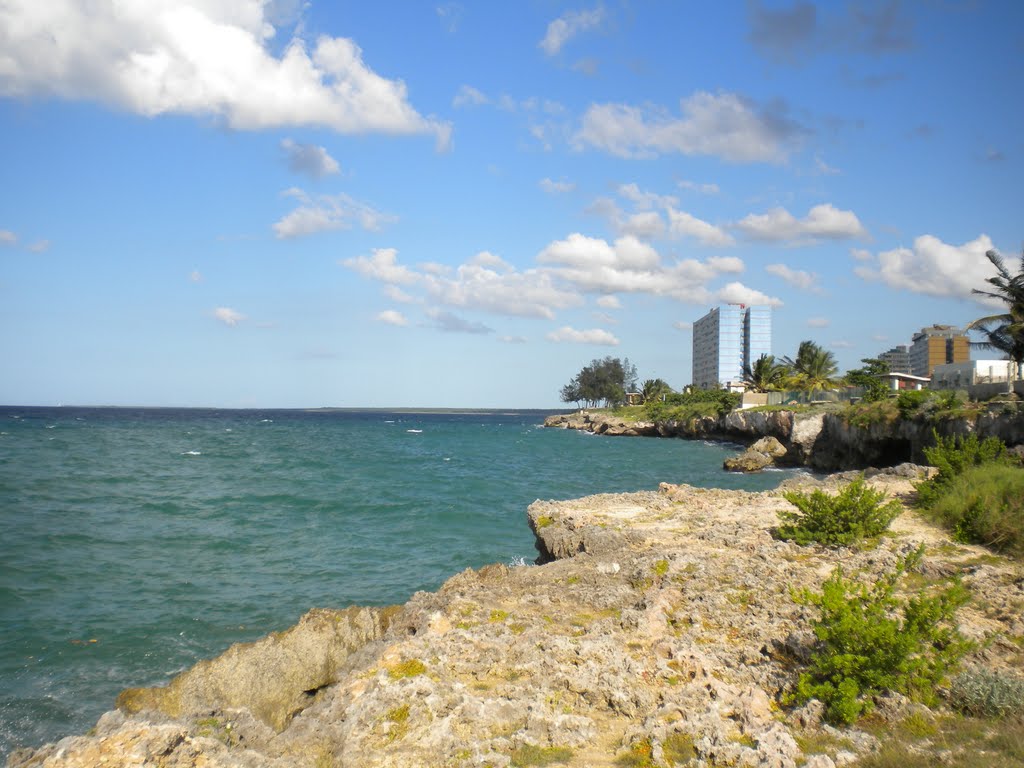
[966,249,1024,379]
[781,341,839,392]
[742,353,786,392]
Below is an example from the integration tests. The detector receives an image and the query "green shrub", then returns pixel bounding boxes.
[790,546,972,724]
[644,389,741,421]
[924,463,1024,557]
[509,744,574,767]
[778,477,902,546]
[949,668,1024,718]
[843,398,900,428]
[915,431,1009,509]
[897,389,932,416]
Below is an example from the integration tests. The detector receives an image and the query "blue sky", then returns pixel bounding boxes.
[1,1,1021,408]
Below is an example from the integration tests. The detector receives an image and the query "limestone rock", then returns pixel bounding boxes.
[724,449,773,472]
[117,606,396,733]
[15,474,1024,768]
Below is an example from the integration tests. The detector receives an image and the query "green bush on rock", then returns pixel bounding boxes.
[915,430,1009,509]
[790,547,972,724]
[923,463,1024,558]
[778,477,901,546]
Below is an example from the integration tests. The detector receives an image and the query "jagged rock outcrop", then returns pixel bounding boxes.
[11,473,1024,768]
[547,407,1024,473]
[723,437,787,472]
[116,606,398,733]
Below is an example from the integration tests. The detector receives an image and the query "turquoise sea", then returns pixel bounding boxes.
[0,406,798,759]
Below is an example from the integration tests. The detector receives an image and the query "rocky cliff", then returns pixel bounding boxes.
[544,407,1024,472]
[9,471,1024,768]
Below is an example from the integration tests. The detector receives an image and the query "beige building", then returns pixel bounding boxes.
[909,325,969,378]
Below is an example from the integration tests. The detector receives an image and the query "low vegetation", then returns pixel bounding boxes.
[777,477,901,546]
[924,464,1024,558]
[914,431,1024,558]
[854,713,1024,767]
[790,547,972,725]
[949,668,1024,719]
[509,744,574,767]
[644,389,741,422]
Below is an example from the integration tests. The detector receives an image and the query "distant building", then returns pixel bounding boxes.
[877,345,911,374]
[909,325,970,377]
[931,360,1013,389]
[692,305,772,390]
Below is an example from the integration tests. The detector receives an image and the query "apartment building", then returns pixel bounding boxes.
[909,325,970,377]
[877,345,912,374]
[692,305,772,389]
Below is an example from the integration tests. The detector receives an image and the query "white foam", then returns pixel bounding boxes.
[182,450,202,456]
[406,429,423,434]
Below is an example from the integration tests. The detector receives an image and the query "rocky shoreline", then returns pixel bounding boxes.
[9,469,1023,767]
[543,408,1024,472]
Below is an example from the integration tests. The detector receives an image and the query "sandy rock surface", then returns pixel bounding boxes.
[10,470,1023,768]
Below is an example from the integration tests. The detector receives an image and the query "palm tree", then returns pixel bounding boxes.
[966,248,1024,381]
[782,340,839,392]
[640,378,673,403]
[742,353,787,392]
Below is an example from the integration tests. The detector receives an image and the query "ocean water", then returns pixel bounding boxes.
[0,406,797,759]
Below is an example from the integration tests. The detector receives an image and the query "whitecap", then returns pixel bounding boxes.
[182,450,202,456]
[406,429,423,434]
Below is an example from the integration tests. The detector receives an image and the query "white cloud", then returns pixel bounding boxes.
[274,188,395,238]
[617,183,678,211]
[499,335,528,344]
[677,180,720,195]
[343,248,420,285]
[596,295,622,309]
[707,256,745,273]
[425,261,580,319]
[546,326,619,346]
[673,321,693,331]
[716,282,783,307]
[621,211,666,239]
[667,208,735,247]
[0,1,451,148]
[539,7,604,56]
[850,247,873,262]
[807,316,830,328]
[281,138,339,178]
[538,233,658,270]
[213,306,245,326]
[830,340,855,349]
[343,247,583,319]
[538,232,747,304]
[736,203,868,243]
[765,262,820,291]
[575,91,803,163]
[0,230,17,245]
[539,177,576,194]
[854,234,999,303]
[377,309,408,327]
[383,285,415,303]
[453,84,488,108]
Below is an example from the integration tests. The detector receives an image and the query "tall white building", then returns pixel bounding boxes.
[692,305,772,390]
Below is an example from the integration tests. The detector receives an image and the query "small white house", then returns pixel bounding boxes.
[931,360,1013,389]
